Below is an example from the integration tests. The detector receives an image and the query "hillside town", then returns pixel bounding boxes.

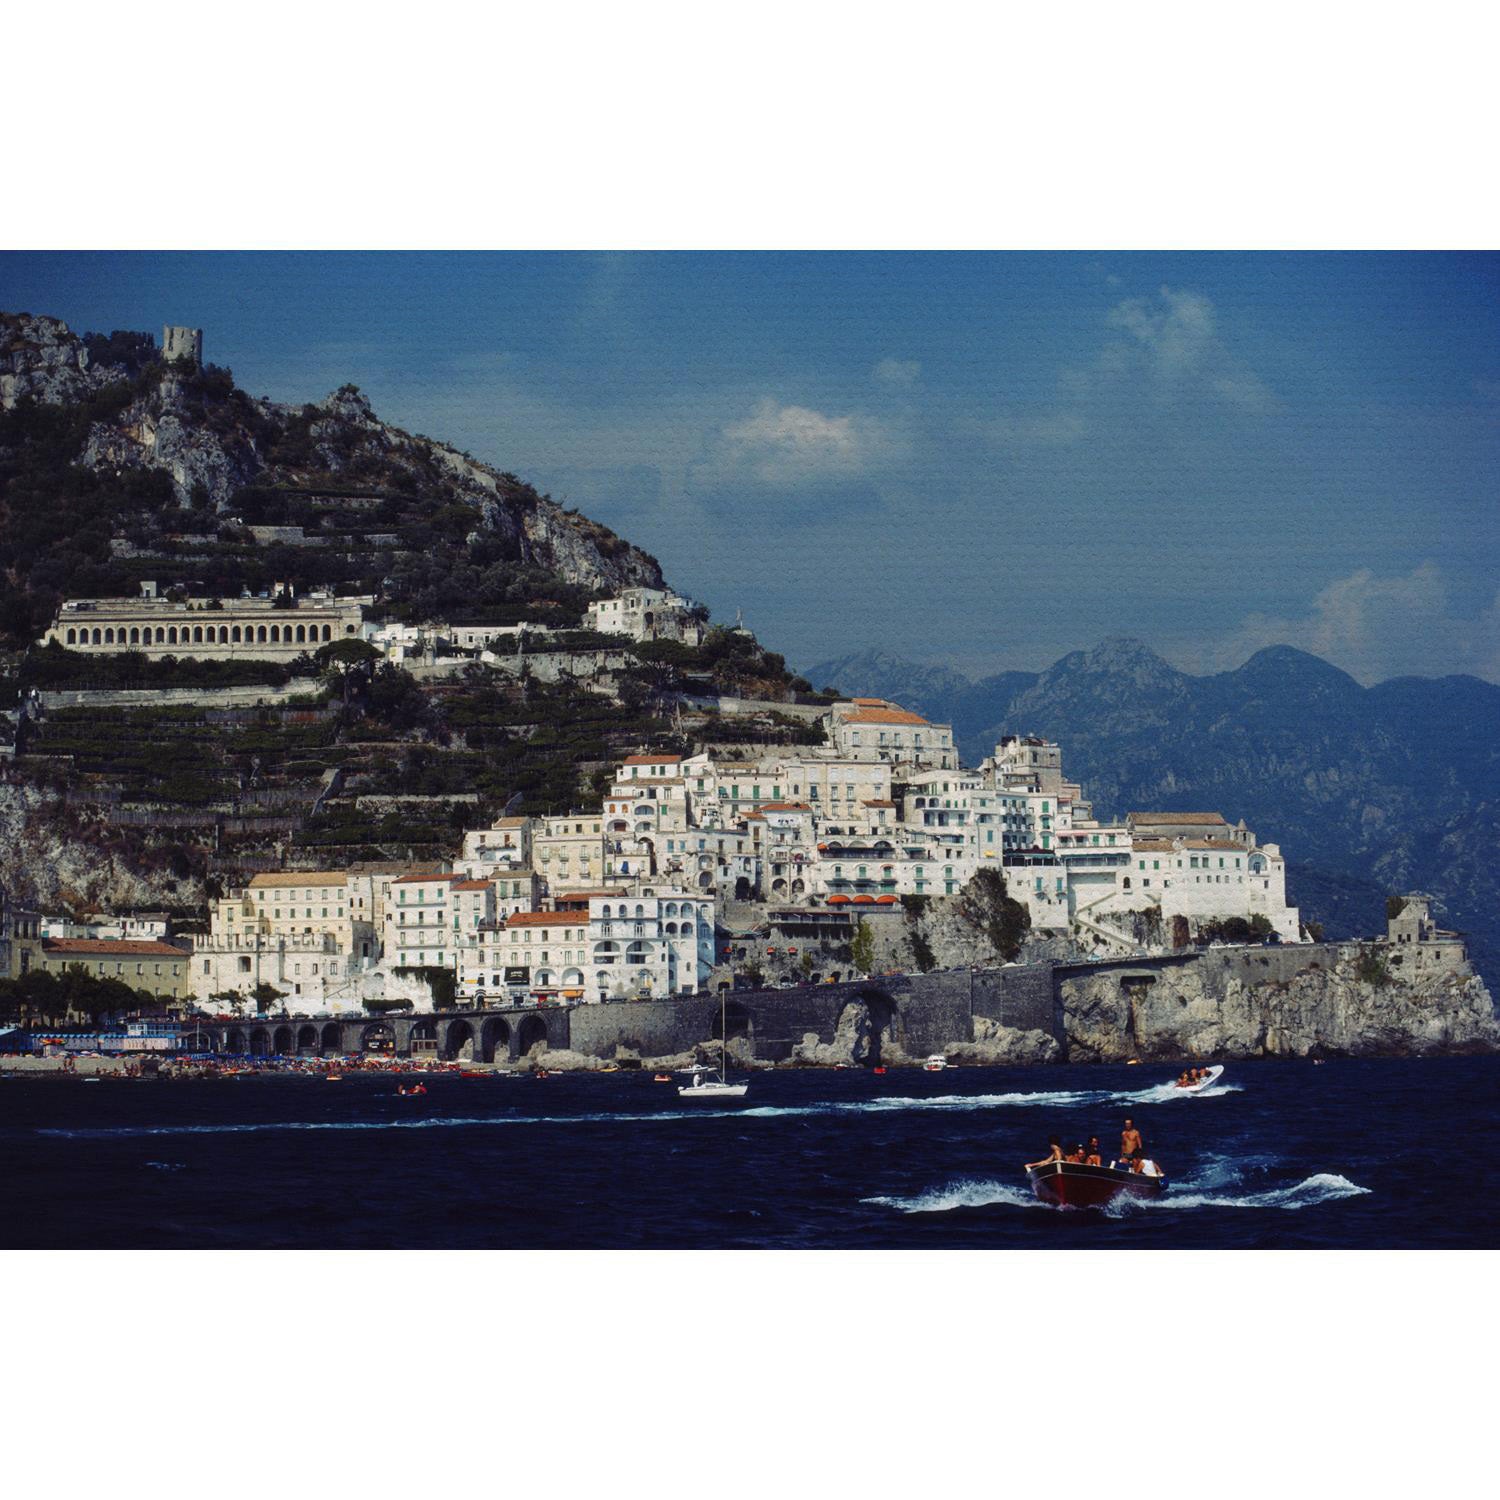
[2,588,1308,1022]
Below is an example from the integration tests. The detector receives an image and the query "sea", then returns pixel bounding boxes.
[4,1056,1497,1249]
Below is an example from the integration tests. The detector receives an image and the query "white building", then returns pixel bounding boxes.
[829,699,956,771]
[43,585,370,660]
[585,587,704,644]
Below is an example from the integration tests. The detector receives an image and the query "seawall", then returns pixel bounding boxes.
[170,941,1499,1066]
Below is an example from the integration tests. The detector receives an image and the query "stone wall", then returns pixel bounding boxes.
[37,679,324,711]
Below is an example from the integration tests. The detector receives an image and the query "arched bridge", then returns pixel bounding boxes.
[180,1003,569,1063]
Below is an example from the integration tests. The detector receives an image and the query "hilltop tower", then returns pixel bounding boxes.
[162,325,203,367]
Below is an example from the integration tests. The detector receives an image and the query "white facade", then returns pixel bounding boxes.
[829,700,956,771]
[43,588,369,660]
[585,587,703,644]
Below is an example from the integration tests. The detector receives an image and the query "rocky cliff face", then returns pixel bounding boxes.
[0,314,100,407]
[0,778,205,914]
[1061,947,1499,1062]
[0,311,665,600]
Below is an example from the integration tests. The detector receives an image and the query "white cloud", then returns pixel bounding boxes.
[873,357,921,387]
[712,397,898,486]
[985,285,1277,450]
[1181,563,1500,683]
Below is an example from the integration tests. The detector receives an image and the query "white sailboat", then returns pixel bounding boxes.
[679,991,749,1099]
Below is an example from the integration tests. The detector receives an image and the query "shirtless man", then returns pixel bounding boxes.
[1119,1117,1144,1167]
[1025,1137,1064,1172]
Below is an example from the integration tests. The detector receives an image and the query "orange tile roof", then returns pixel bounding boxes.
[44,938,190,958]
[852,697,888,706]
[248,872,347,888]
[760,801,812,812]
[1131,838,1174,852]
[1182,838,1236,850]
[862,799,897,808]
[394,872,457,885]
[623,754,682,765]
[842,708,931,727]
[451,879,494,891]
[506,911,570,927]
[492,816,529,828]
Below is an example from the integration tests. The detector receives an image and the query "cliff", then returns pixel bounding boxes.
[1061,945,1500,1062]
[0,312,664,644]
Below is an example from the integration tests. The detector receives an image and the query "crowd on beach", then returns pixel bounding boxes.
[0,1052,492,1080]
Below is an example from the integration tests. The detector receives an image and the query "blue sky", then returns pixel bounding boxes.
[4,251,1497,683]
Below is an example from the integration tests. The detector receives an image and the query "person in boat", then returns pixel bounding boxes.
[1085,1137,1104,1167]
[1119,1117,1143,1168]
[1064,1142,1088,1163]
[1176,1071,1190,1088]
[1025,1138,1064,1171]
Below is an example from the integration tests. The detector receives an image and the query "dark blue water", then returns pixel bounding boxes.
[4,1057,1497,1248]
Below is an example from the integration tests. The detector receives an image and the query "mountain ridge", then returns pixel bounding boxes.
[806,642,1500,984]
[0,312,665,644]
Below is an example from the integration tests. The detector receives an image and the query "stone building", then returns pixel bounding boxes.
[585,587,704,644]
[829,699,957,771]
[161,325,203,366]
[42,586,371,660]
[39,937,192,1001]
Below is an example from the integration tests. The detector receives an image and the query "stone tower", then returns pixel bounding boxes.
[162,325,203,367]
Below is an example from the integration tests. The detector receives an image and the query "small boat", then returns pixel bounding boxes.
[653,1073,672,1083]
[326,1074,343,1082]
[459,1070,488,1079]
[923,1055,948,1072]
[678,991,749,1099]
[1027,1159,1167,1208]
[1173,1065,1225,1093]
[678,1065,748,1100]
[872,1066,887,1076]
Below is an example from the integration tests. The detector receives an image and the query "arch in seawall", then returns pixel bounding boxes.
[481,1016,511,1063]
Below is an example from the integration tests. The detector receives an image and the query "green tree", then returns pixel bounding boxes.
[251,982,286,1014]
[850,918,875,975]
[800,950,814,981]
[315,637,382,711]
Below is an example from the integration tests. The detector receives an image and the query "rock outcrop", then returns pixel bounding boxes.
[1,312,665,595]
[1062,947,1500,1061]
[942,1017,1061,1066]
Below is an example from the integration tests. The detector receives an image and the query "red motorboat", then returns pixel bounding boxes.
[1026,1159,1167,1208]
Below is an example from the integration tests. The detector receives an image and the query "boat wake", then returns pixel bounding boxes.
[863,1178,1045,1214]
[1123,1080,1243,1104]
[867,1155,1369,1216]
[1136,1172,1370,1212]
[30,1085,1186,1139]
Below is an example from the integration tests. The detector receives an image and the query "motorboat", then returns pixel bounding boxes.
[1173,1065,1225,1093]
[923,1055,948,1071]
[1026,1159,1167,1208]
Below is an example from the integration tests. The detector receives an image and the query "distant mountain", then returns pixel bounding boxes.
[807,638,1500,985]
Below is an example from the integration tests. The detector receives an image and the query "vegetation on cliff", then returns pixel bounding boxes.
[0,314,664,648]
